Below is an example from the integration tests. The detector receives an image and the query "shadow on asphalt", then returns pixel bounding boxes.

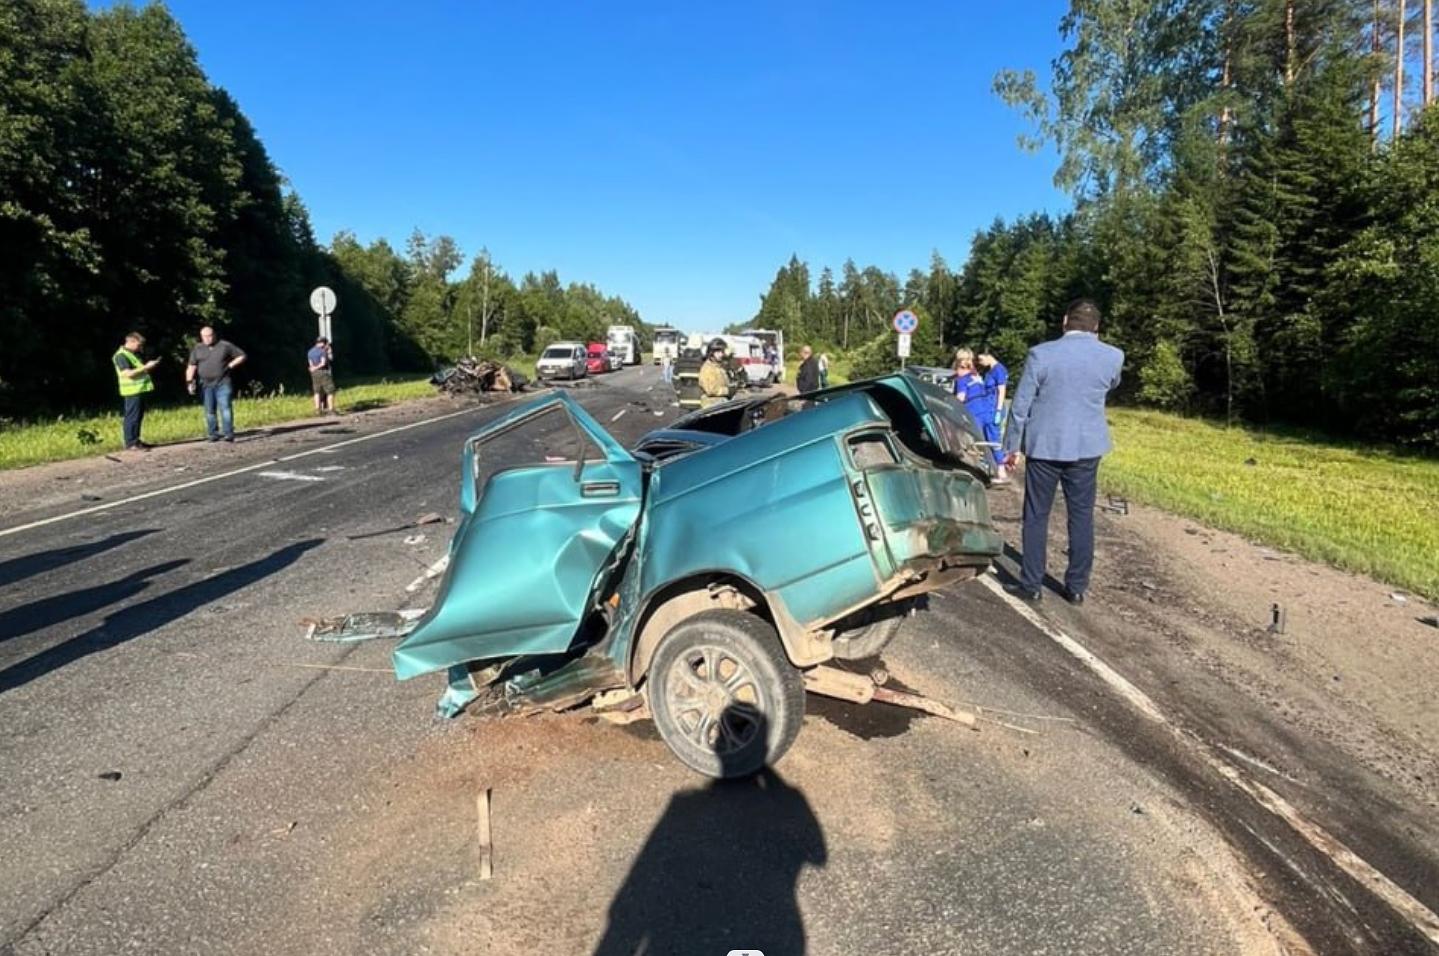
[0,559,189,644]
[593,712,826,956]
[999,541,1066,597]
[0,529,159,589]
[0,539,323,694]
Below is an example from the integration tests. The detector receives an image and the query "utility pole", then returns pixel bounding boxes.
[1425,0,1434,104]
[1372,0,1384,147]
[478,250,494,347]
[1396,0,1408,137]
[1285,0,1297,87]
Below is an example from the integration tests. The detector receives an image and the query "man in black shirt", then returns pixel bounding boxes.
[795,346,821,394]
[186,326,247,442]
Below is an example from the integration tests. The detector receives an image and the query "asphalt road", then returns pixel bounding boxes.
[0,365,1433,955]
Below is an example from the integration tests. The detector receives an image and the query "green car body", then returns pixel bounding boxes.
[390,373,1003,719]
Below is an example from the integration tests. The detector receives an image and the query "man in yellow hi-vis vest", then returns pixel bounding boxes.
[114,332,160,451]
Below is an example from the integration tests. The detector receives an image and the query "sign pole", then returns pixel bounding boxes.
[892,310,918,371]
[310,286,338,343]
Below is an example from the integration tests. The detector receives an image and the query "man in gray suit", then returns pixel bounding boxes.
[1002,299,1124,604]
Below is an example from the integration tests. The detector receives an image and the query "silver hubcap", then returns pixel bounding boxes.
[665,644,763,755]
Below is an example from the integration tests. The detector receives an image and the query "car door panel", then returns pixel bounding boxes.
[392,395,641,680]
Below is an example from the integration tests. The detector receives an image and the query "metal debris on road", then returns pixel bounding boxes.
[97,771,122,782]
[349,513,448,541]
[1419,615,1439,629]
[403,533,426,545]
[1390,592,1409,605]
[1100,494,1129,515]
[1268,602,1287,635]
[611,409,627,422]
[432,357,529,397]
[303,608,427,642]
[476,789,493,880]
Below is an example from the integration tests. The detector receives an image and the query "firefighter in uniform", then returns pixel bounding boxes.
[698,338,733,408]
[115,331,160,450]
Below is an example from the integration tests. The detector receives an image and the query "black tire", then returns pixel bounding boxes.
[647,609,805,778]
[830,605,905,661]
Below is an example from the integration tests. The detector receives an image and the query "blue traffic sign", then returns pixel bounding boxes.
[892,309,918,334]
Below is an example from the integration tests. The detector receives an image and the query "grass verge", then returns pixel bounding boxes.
[782,352,853,386]
[0,375,435,471]
[1102,408,1439,601]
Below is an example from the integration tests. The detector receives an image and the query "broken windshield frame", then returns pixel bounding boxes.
[467,402,596,488]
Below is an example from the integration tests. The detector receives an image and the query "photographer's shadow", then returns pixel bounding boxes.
[593,711,827,956]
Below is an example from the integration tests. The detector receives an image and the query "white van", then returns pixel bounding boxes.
[721,334,775,387]
[535,342,588,380]
[738,328,784,382]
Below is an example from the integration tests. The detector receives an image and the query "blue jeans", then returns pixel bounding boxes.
[661,362,673,384]
[122,395,146,447]
[1020,457,1100,594]
[202,380,234,439]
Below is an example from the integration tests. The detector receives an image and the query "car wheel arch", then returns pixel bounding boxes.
[628,573,771,683]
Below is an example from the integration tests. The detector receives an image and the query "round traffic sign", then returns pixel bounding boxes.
[892,309,918,334]
[310,286,337,317]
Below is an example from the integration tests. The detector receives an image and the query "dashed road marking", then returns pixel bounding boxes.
[979,574,1439,945]
[406,554,450,593]
[257,471,325,483]
[0,407,483,540]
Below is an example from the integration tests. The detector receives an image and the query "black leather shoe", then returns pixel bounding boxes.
[1004,583,1042,603]
[1064,588,1085,606]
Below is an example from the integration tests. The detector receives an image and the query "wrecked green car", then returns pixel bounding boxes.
[323,374,1002,777]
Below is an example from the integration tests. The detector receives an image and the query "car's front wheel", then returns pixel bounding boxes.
[647,609,804,778]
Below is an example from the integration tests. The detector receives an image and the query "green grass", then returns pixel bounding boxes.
[1102,409,1439,600]
[0,375,436,471]
[782,352,853,387]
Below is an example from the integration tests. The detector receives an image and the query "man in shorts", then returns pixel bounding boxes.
[307,337,337,414]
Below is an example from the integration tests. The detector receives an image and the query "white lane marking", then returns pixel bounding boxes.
[313,465,347,473]
[406,554,450,593]
[980,575,1166,722]
[978,574,1439,944]
[1216,743,1304,786]
[257,470,325,483]
[0,407,482,539]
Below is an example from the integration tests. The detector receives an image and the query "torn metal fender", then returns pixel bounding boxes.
[436,653,625,719]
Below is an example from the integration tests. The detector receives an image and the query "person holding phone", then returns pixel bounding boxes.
[114,331,160,451]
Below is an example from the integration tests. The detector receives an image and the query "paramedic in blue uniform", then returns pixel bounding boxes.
[952,347,988,418]
[977,351,1010,483]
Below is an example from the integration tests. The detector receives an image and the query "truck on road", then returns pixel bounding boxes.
[652,327,681,365]
[607,325,639,366]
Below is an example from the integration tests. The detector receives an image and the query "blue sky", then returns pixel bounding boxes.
[127,1,1072,325]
